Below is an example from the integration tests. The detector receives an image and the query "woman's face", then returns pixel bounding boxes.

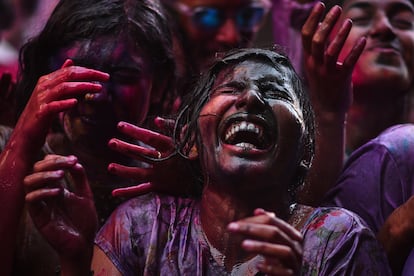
[53,34,155,151]
[337,0,414,97]
[197,59,305,191]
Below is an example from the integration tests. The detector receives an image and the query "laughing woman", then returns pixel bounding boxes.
[25,48,390,275]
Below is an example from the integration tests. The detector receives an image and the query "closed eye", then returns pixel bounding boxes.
[260,83,292,101]
[213,81,245,95]
[264,90,292,101]
[392,17,414,29]
[214,87,240,95]
[351,16,371,26]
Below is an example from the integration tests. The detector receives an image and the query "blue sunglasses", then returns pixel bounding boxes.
[175,2,271,32]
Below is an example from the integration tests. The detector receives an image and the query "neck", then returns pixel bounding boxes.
[347,91,407,152]
[200,181,290,269]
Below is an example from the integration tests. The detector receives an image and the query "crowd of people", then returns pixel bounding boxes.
[0,0,413,275]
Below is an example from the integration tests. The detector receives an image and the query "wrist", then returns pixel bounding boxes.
[314,110,346,126]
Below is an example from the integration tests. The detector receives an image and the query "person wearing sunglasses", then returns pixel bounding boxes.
[162,0,272,75]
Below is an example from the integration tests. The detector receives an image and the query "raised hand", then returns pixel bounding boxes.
[108,120,199,198]
[0,61,109,274]
[228,209,303,275]
[24,154,98,264]
[299,2,366,206]
[302,2,366,116]
[15,59,109,144]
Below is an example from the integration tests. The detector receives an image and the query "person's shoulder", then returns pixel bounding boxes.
[301,208,392,275]
[303,206,370,233]
[301,206,379,259]
[372,124,414,154]
[346,124,414,169]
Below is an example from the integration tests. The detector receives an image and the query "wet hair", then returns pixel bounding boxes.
[174,48,315,196]
[16,0,176,117]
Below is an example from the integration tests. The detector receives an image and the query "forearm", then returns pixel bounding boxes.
[298,112,346,206]
[377,199,414,275]
[0,122,47,273]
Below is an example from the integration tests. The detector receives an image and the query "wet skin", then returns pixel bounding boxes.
[198,60,305,193]
[337,0,414,97]
[51,34,155,157]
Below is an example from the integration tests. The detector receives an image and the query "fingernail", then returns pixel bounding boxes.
[242,240,255,248]
[108,140,117,147]
[54,170,64,177]
[228,222,239,231]
[67,155,77,162]
[108,164,116,172]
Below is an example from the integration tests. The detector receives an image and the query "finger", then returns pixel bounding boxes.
[228,221,296,247]
[32,155,78,173]
[25,187,62,203]
[311,5,342,63]
[117,121,174,151]
[154,117,175,133]
[257,210,303,242]
[38,66,109,90]
[243,240,301,273]
[47,81,103,101]
[108,138,161,161]
[24,170,65,193]
[325,18,352,68]
[112,182,154,197]
[107,163,152,183]
[61,59,74,68]
[229,213,302,243]
[343,36,366,70]
[66,162,93,199]
[36,99,78,118]
[302,2,325,54]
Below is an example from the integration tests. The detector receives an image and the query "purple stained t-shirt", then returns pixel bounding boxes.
[96,193,390,275]
[324,124,414,275]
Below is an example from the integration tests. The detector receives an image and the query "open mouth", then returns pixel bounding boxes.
[220,114,275,151]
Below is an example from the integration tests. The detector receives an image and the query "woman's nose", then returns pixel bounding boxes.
[235,88,266,111]
[215,18,241,47]
[369,13,396,40]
